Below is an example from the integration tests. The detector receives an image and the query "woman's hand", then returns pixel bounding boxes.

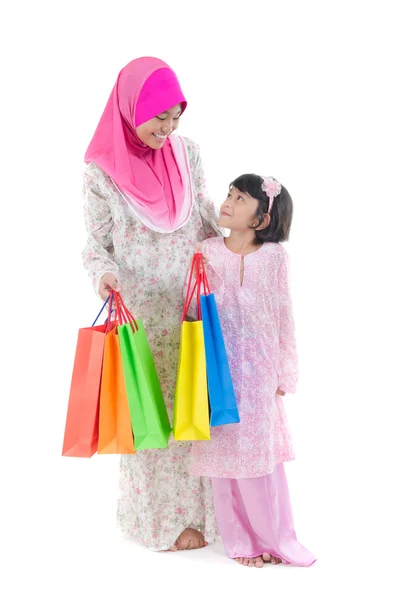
[276,387,286,396]
[98,273,120,301]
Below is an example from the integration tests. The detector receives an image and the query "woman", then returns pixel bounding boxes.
[82,57,221,551]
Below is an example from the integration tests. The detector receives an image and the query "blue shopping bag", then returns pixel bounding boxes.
[198,256,240,427]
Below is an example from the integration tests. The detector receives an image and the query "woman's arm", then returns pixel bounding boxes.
[82,167,119,297]
[186,139,223,239]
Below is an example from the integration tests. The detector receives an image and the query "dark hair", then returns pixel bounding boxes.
[230,174,293,245]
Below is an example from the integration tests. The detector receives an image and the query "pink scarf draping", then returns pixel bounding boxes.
[85,57,191,232]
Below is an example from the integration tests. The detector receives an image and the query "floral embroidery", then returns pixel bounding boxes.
[189,237,298,479]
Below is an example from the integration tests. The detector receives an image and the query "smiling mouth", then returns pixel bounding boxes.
[221,211,231,216]
[153,133,168,141]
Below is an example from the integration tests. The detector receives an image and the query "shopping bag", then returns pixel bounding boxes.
[115,293,171,450]
[198,254,240,426]
[62,297,114,458]
[98,323,135,455]
[173,255,211,440]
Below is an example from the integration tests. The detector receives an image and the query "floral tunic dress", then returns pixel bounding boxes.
[82,137,221,550]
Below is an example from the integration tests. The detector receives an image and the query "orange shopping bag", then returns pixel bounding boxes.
[98,325,135,454]
[62,298,114,458]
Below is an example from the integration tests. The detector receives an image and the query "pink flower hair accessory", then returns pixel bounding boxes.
[261,176,282,213]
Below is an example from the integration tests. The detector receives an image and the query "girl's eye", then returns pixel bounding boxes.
[237,196,244,202]
[156,116,166,121]
[173,116,180,121]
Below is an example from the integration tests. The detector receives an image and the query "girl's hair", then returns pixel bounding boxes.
[230,174,293,245]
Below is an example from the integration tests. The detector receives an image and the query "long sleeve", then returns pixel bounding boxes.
[82,168,119,295]
[188,140,223,239]
[277,250,299,394]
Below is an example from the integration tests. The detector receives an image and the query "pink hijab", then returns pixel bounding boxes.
[85,57,192,233]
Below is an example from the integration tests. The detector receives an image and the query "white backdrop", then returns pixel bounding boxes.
[2,1,396,598]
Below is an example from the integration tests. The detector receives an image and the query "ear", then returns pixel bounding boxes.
[253,213,271,231]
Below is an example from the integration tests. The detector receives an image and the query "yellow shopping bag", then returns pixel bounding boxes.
[173,321,210,440]
[173,255,210,441]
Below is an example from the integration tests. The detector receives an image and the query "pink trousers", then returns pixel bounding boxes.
[212,463,316,566]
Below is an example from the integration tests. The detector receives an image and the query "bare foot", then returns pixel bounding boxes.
[235,556,264,568]
[262,552,282,565]
[170,528,208,551]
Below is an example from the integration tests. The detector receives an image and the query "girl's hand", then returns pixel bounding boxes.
[194,243,208,276]
[98,273,120,301]
[276,387,286,396]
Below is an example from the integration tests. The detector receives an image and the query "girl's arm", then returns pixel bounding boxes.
[277,249,299,394]
[82,169,119,296]
[187,139,223,239]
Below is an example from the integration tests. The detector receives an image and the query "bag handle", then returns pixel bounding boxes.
[91,291,138,333]
[113,292,139,333]
[196,253,211,296]
[182,254,202,321]
[104,292,119,332]
[92,294,116,329]
[182,253,211,322]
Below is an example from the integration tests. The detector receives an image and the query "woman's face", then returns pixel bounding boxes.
[136,103,182,149]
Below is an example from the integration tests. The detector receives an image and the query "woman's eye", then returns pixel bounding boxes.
[173,116,180,121]
[156,116,166,121]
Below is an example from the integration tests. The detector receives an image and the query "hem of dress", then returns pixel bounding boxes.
[189,457,295,479]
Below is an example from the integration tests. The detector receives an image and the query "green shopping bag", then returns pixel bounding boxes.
[114,293,171,450]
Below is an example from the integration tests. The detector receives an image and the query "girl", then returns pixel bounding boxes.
[82,57,222,551]
[190,174,316,567]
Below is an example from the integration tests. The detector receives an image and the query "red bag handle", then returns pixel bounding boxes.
[104,292,117,333]
[182,253,211,322]
[113,292,139,333]
[182,254,198,321]
[196,253,211,296]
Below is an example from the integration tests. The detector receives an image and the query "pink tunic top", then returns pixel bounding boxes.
[190,237,298,479]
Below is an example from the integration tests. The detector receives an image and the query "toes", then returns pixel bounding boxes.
[176,531,207,550]
[262,553,271,562]
[176,539,189,550]
[236,556,265,567]
[195,537,205,549]
[188,540,198,550]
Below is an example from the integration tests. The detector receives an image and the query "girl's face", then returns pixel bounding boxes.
[219,186,262,232]
[135,103,182,149]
